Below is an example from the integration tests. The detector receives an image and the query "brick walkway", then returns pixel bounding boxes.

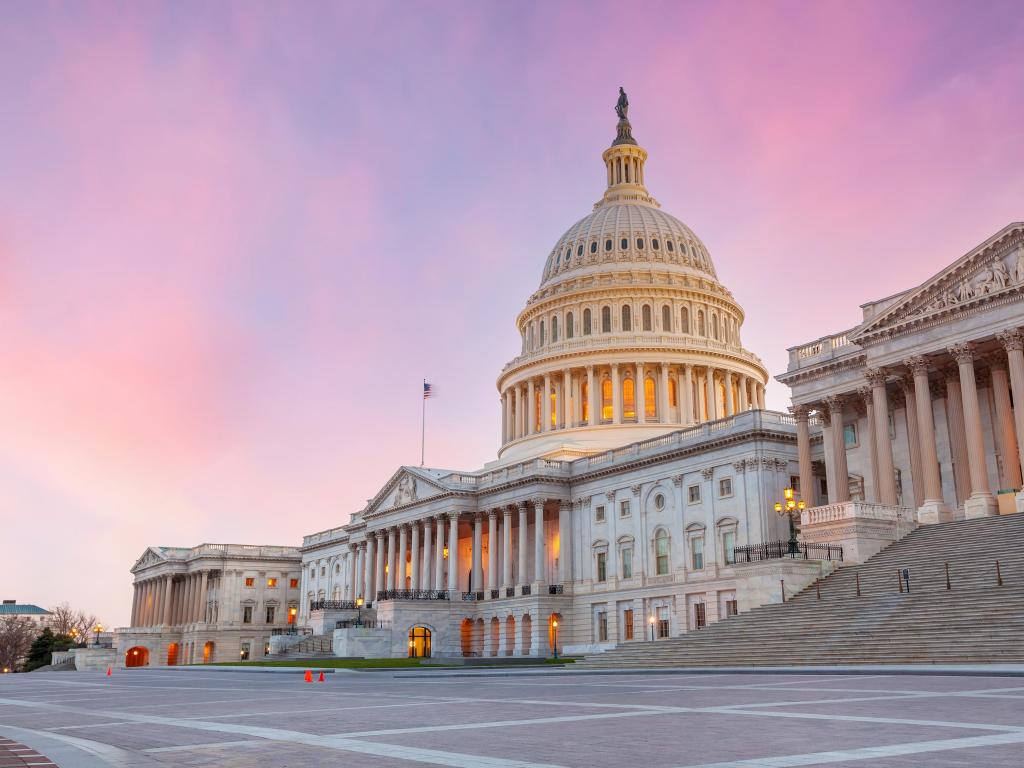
[0,739,57,767]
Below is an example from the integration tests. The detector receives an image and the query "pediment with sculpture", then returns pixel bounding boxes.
[130,547,170,573]
[850,223,1024,343]
[364,467,449,518]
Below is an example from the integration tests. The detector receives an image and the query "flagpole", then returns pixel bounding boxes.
[421,378,426,467]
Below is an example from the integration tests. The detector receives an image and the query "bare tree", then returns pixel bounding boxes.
[73,611,99,644]
[49,602,77,636]
[0,616,36,672]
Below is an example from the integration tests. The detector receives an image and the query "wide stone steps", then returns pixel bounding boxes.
[579,514,1024,668]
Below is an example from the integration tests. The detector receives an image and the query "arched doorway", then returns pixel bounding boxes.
[505,615,515,656]
[125,646,149,667]
[521,614,532,656]
[460,619,474,656]
[166,643,179,666]
[202,641,215,664]
[408,626,431,658]
[489,617,500,657]
[473,618,485,656]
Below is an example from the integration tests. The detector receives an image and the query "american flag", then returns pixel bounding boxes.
[423,381,434,399]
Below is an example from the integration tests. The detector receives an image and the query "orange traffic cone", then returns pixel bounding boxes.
[304,669,312,683]
[318,672,325,683]
[106,666,112,676]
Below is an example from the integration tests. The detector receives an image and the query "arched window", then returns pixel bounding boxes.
[620,238,628,250]
[621,305,632,332]
[605,239,612,252]
[712,314,719,340]
[601,379,613,421]
[550,389,557,428]
[652,238,660,250]
[539,320,545,346]
[655,529,670,576]
[566,311,574,339]
[636,238,644,249]
[408,626,431,658]
[534,388,542,432]
[623,377,636,421]
[698,310,706,337]
[590,241,597,254]
[601,306,611,333]
[551,315,559,342]
[581,379,589,422]
[528,324,535,350]
[667,240,674,252]
[642,305,652,331]
[662,305,671,332]
[583,308,592,335]
[681,306,690,334]
[669,377,678,407]
[645,377,656,419]
[577,244,583,257]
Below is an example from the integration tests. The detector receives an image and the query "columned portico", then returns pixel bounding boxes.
[950,343,998,517]
[532,497,546,585]
[905,355,951,523]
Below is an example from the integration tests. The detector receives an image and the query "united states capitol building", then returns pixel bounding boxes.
[117,95,1024,665]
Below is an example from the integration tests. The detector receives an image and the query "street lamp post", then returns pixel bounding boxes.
[773,487,805,556]
[355,597,364,627]
[648,615,656,642]
[93,624,103,648]
[552,620,559,660]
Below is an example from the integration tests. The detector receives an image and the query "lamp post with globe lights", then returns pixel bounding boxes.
[552,619,559,660]
[774,488,805,556]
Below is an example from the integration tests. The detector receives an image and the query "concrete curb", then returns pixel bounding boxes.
[120,665,338,674]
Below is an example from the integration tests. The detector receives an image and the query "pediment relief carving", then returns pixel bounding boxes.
[366,468,447,517]
[851,226,1024,341]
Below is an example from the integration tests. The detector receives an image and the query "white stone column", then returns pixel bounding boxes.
[990,357,1022,489]
[558,500,571,584]
[388,527,399,590]
[469,513,482,594]
[905,356,950,523]
[997,329,1024,512]
[586,365,596,424]
[724,370,734,416]
[434,515,445,592]
[197,570,208,624]
[683,364,694,424]
[826,395,850,503]
[130,583,139,627]
[636,362,646,423]
[487,510,498,595]
[944,370,971,505]
[611,363,622,424]
[374,531,385,599]
[900,380,925,508]
[514,386,523,439]
[349,545,358,600]
[949,342,997,516]
[562,369,571,428]
[362,538,372,601]
[866,368,898,506]
[757,383,766,410]
[410,522,421,591]
[517,501,529,590]
[533,497,546,584]
[659,364,670,422]
[502,506,513,590]
[421,519,433,591]
[707,368,718,420]
[447,513,461,593]
[527,378,536,435]
[162,574,174,626]
[794,405,814,506]
[542,373,552,432]
[738,375,749,411]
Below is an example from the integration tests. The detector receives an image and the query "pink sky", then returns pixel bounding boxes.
[1,1,1022,627]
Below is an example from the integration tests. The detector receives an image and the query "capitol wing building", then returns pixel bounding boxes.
[117,99,1024,665]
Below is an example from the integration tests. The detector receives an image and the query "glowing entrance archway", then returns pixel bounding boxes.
[203,641,215,663]
[125,646,149,667]
[408,626,431,658]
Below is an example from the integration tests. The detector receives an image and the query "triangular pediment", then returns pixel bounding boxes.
[130,547,169,573]
[364,466,451,517]
[849,223,1024,343]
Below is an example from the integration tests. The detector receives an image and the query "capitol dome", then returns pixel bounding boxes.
[496,93,768,461]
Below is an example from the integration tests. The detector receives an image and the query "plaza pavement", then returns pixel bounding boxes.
[2,667,1024,767]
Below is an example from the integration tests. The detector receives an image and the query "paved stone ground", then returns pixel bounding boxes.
[2,668,1024,767]
[0,736,59,767]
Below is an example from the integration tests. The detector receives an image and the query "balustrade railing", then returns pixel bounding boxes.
[309,600,356,611]
[521,585,531,596]
[734,541,843,563]
[548,584,564,595]
[505,587,515,597]
[336,619,390,630]
[461,591,484,601]
[271,626,312,636]
[375,589,450,602]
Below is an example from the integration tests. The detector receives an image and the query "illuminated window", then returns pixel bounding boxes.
[601,379,613,421]
[662,305,671,332]
[669,378,678,407]
[289,578,298,589]
[623,378,636,420]
[288,606,297,624]
[535,388,542,432]
[621,305,631,332]
[645,377,656,419]
[642,305,652,331]
[655,530,670,575]
[244,577,255,588]
[581,380,589,422]
[266,578,277,588]
[681,306,690,334]
[583,308,592,335]
[240,642,250,660]
[550,390,557,428]
[601,306,611,333]
[566,312,574,339]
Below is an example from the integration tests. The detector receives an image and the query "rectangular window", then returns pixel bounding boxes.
[688,485,701,504]
[239,642,250,661]
[596,552,607,582]
[790,475,801,494]
[719,477,733,497]
[598,611,608,642]
[623,609,634,641]
[265,606,275,624]
[289,578,299,589]
[621,548,633,579]
[694,603,706,629]
[723,531,736,564]
[619,499,631,517]
[843,423,858,447]
[655,535,669,576]
[266,578,277,588]
[725,599,738,617]
[595,505,606,522]
[691,537,704,570]
[657,607,670,638]
[242,606,253,624]
[244,577,255,587]
[321,566,326,577]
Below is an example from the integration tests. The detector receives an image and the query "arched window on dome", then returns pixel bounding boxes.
[581,379,589,423]
[534,388,542,432]
[605,239,612,252]
[621,305,632,332]
[712,314,719,340]
[642,305,652,332]
[669,377,678,408]
[645,377,656,419]
[620,238,628,250]
[652,238,660,250]
[583,308,592,335]
[662,305,672,332]
[680,307,690,334]
[601,378,613,422]
[539,320,545,347]
[697,310,706,337]
[566,312,574,339]
[636,238,644,250]
[590,241,597,254]
[601,306,611,333]
[623,377,636,421]
[551,316,558,343]
[667,240,674,253]
[577,244,583,258]
[528,324,535,350]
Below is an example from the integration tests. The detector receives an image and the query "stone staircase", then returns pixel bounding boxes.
[273,633,334,660]
[578,514,1024,668]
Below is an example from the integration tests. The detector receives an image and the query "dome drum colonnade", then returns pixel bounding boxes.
[497,102,767,457]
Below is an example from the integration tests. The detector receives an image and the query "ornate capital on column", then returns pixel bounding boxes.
[629,484,641,497]
[447,511,461,523]
[516,500,529,513]
[864,367,888,387]
[732,460,746,473]
[824,394,846,415]
[700,467,714,481]
[671,474,684,487]
[903,354,930,376]
[559,499,572,513]
[531,497,546,511]
[997,328,1024,352]
[948,341,975,365]
[488,508,498,520]
[789,404,811,422]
